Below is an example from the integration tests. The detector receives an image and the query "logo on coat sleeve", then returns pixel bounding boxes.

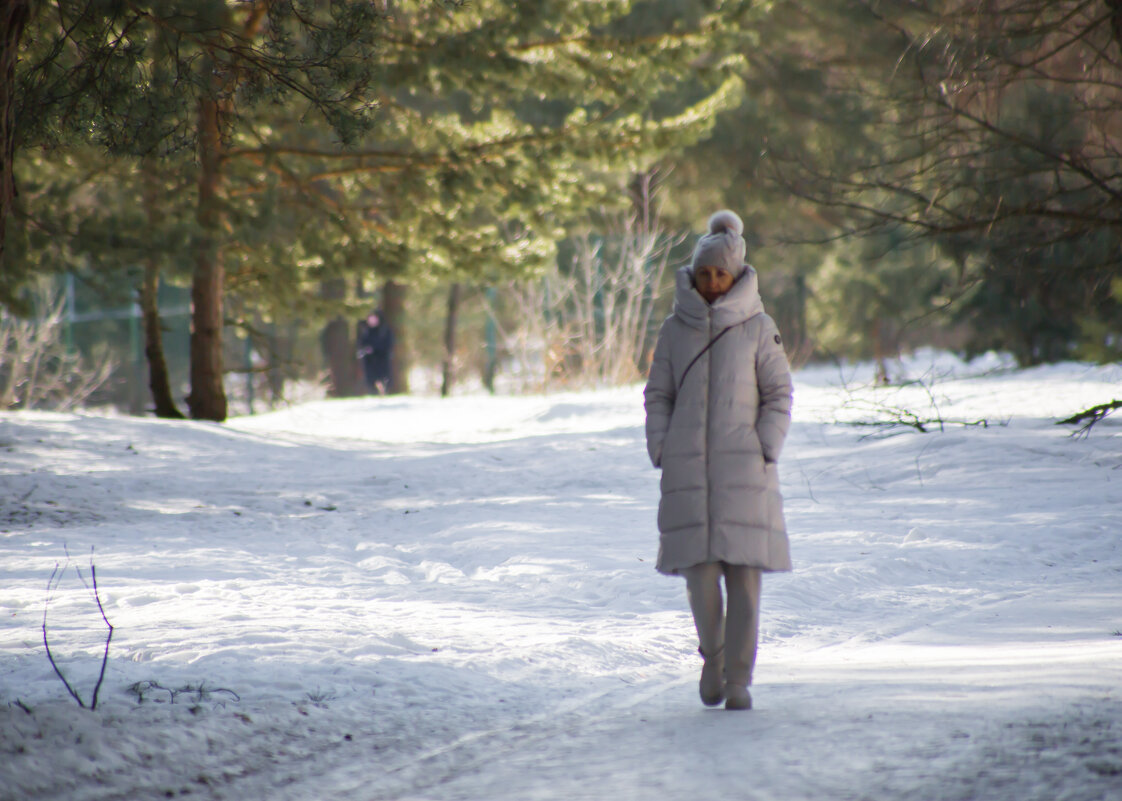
[774,334,782,345]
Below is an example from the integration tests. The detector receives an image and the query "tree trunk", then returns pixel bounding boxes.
[482,287,497,394]
[187,93,228,421]
[320,278,359,397]
[139,263,185,418]
[794,272,808,347]
[381,279,409,394]
[872,317,889,385]
[0,0,29,268]
[185,6,270,421]
[139,161,184,419]
[441,283,462,397]
[264,323,287,404]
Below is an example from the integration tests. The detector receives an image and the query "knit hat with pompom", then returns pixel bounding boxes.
[690,210,747,277]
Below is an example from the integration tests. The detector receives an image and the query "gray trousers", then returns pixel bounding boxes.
[682,561,762,687]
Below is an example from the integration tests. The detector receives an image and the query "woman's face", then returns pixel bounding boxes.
[694,265,735,304]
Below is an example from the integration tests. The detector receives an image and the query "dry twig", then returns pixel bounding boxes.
[1058,400,1122,439]
[42,549,115,710]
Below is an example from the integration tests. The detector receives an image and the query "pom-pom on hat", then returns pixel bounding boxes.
[690,210,747,277]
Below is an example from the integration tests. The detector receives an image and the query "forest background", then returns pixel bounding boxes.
[2,0,1120,421]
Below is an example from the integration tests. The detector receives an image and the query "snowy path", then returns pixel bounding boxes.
[354,649,1120,801]
[2,358,1121,800]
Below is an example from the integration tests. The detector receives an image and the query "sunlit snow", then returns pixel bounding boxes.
[1,351,1120,800]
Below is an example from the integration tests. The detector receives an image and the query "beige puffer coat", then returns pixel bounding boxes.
[644,265,793,575]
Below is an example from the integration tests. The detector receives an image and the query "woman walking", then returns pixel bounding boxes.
[643,210,793,711]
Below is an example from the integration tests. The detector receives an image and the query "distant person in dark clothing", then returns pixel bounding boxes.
[357,310,394,395]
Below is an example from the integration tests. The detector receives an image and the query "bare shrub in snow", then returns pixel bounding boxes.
[487,179,680,390]
[835,373,999,437]
[42,552,114,711]
[0,284,114,411]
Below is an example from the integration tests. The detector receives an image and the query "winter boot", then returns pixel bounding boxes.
[725,684,752,711]
[698,645,725,707]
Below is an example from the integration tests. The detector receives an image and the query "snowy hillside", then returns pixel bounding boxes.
[1,353,1120,801]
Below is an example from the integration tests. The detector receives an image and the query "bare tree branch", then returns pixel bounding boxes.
[1057,398,1122,437]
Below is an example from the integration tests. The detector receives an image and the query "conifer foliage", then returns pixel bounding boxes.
[8,1,751,418]
[762,1,1122,365]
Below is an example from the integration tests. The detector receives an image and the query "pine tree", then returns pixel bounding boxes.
[757,0,1122,365]
[1,0,30,301]
[11,0,756,418]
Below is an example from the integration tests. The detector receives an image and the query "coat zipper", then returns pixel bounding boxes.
[705,312,713,563]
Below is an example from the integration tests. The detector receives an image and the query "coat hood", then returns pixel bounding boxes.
[672,265,764,330]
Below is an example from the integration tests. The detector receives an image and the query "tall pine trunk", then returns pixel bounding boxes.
[187,93,228,421]
[185,6,268,421]
[0,0,29,269]
[381,279,409,394]
[441,283,462,397]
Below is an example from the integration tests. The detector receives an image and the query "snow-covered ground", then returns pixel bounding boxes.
[2,352,1121,801]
